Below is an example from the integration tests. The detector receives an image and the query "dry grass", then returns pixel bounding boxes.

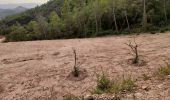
[142,74,150,81]
[93,73,136,95]
[158,63,170,76]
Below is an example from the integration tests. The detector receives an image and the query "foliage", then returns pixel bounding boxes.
[158,63,170,76]
[93,73,136,94]
[5,23,29,42]
[142,74,150,81]
[0,0,170,41]
[95,73,112,94]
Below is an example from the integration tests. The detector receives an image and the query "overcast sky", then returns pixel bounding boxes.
[0,0,49,4]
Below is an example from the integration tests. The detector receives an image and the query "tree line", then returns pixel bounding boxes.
[0,0,170,42]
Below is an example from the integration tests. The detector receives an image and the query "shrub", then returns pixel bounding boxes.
[125,38,139,64]
[121,77,136,92]
[142,74,150,81]
[158,63,170,76]
[93,73,136,94]
[5,32,29,42]
[94,73,112,94]
[96,30,114,36]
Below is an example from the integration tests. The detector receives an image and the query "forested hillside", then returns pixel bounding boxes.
[0,0,170,42]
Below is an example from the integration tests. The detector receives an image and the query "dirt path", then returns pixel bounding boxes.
[0,33,170,100]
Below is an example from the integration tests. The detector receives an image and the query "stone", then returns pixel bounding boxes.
[84,95,95,100]
[157,84,164,89]
[142,86,150,91]
[134,93,143,100]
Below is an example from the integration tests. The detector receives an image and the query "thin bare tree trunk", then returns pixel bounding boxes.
[125,10,130,32]
[143,0,147,29]
[113,8,118,33]
[163,0,168,23]
[95,13,99,33]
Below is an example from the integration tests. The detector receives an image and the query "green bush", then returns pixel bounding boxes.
[121,77,136,92]
[94,73,112,94]
[93,73,136,94]
[158,63,170,76]
[6,32,29,42]
[96,30,114,36]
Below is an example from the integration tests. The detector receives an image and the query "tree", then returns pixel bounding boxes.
[49,11,62,38]
[123,0,130,32]
[6,22,28,41]
[36,15,49,39]
[163,0,168,23]
[142,0,147,29]
[61,0,73,35]
[26,20,38,32]
[108,0,119,33]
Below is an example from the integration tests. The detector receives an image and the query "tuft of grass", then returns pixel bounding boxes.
[93,73,136,94]
[63,94,80,100]
[158,63,170,76]
[142,74,150,81]
[94,73,112,94]
[121,77,136,92]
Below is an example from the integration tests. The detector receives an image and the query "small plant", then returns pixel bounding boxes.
[160,28,166,33]
[125,37,140,64]
[158,62,170,76]
[142,74,150,81]
[72,49,80,77]
[121,77,136,92]
[94,73,112,94]
[93,73,136,95]
[67,49,87,81]
[63,94,80,100]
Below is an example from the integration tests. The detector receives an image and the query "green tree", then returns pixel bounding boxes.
[6,23,28,41]
[49,11,62,38]
[36,15,49,39]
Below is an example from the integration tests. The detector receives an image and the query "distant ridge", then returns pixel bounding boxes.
[0,6,27,19]
[0,3,39,9]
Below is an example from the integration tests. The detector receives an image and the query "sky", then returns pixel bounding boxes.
[0,0,49,4]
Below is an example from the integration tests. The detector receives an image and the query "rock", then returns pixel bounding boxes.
[157,84,164,89]
[142,86,150,91]
[134,93,143,100]
[84,95,95,100]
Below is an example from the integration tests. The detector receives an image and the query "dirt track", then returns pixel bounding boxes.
[0,33,170,100]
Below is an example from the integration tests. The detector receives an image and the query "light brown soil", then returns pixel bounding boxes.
[0,33,170,100]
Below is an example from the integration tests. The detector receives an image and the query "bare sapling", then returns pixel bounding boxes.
[73,49,80,77]
[125,37,139,64]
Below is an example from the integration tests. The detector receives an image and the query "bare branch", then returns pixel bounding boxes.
[125,37,139,64]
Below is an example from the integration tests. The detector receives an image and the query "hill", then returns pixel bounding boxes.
[0,33,170,99]
[0,0,63,25]
[0,9,15,19]
[0,6,27,19]
[0,0,170,42]
[0,3,38,9]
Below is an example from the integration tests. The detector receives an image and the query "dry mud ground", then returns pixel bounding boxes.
[0,33,170,100]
